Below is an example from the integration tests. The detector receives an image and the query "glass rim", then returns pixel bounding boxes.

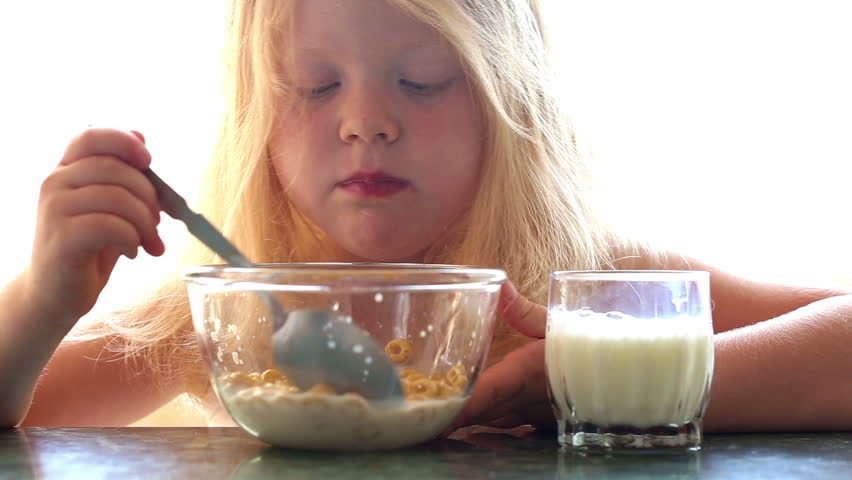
[181,262,507,292]
[550,270,709,282]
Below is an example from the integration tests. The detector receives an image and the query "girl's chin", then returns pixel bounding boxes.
[342,250,426,264]
[335,241,427,264]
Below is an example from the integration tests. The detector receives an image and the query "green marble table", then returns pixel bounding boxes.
[1,427,851,479]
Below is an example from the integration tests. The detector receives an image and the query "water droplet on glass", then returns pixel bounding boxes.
[374,293,384,303]
[427,324,434,332]
[353,344,364,354]
[419,330,427,338]
[365,356,373,364]
[326,340,337,349]
[332,302,340,311]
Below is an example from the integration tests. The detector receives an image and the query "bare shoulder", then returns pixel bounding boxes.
[21,331,186,426]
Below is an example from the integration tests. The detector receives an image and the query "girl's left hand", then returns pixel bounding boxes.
[446,282,555,433]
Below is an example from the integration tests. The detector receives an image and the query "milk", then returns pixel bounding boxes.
[220,384,466,450]
[545,308,713,428]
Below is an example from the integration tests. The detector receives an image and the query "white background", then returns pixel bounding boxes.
[1,1,850,322]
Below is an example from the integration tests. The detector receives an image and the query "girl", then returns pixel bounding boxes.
[2,0,851,432]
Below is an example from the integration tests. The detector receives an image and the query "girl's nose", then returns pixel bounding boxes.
[338,85,401,145]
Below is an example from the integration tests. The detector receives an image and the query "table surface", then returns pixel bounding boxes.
[2,427,852,479]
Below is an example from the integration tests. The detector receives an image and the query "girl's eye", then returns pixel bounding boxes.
[399,78,452,96]
[306,82,340,97]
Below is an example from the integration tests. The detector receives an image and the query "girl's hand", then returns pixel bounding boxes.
[447,282,555,433]
[23,128,165,325]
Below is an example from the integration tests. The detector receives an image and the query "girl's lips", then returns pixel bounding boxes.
[338,179,409,198]
[337,171,409,198]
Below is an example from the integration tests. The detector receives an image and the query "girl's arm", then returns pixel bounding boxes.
[664,254,852,431]
[706,293,852,431]
[21,333,185,427]
[453,258,852,432]
[662,256,852,430]
[649,252,851,334]
[0,128,167,427]
[0,275,183,427]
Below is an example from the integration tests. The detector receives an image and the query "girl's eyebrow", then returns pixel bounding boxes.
[294,38,447,60]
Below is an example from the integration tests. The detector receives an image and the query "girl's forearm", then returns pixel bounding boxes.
[704,294,852,432]
[0,274,76,427]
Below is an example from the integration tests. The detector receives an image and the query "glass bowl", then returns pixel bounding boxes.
[183,263,506,450]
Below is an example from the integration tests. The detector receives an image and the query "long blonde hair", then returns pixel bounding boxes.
[87,0,626,394]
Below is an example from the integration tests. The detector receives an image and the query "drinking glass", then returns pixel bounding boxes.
[546,270,713,451]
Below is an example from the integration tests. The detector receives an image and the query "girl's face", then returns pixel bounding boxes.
[270,0,483,262]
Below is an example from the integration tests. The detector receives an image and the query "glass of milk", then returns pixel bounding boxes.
[545,270,713,451]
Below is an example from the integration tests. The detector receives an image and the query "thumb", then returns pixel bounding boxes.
[499,281,547,339]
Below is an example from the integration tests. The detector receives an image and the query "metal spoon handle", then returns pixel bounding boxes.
[142,169,253,268]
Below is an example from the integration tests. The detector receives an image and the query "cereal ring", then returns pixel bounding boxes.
[223,372,255,388]
[307,384,337,395]
[399,368,423,379]
[437,382,461,399]
[384,338,413,364]
[410,378,438,397]
[260,368,287,384]
[401,378,417,396]
[446,365,469,389]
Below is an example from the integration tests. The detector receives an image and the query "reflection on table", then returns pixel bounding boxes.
[1,427,852,479]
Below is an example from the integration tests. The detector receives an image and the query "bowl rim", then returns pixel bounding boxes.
[550,270,709,282]
[181,262,507,293]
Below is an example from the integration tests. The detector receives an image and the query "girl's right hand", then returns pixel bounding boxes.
[23,128,165,326]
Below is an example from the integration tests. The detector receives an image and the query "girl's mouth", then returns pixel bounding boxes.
[338,171,409,198]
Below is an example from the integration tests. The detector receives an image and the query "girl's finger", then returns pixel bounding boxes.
[446,339,546,432]
[483,402,554,430]
[60,213,145,260]
[46,156,161,222]
[46,185,164,257]
[499,282,547,338]
[60,128,151,169]
[129,130,146,143]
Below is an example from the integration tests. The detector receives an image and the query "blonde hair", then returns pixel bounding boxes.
[84,0,632,397]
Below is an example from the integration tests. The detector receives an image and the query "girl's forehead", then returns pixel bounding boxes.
[289,0,448,57]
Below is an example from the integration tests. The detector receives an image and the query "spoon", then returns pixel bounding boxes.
[142,169,403,402]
